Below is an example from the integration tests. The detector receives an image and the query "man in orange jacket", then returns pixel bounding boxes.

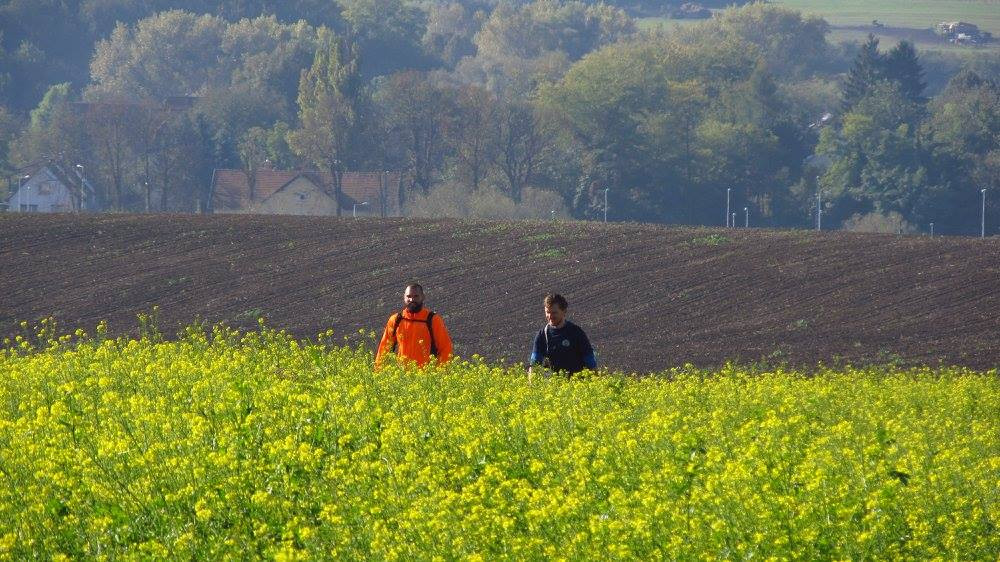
[375,283,453,367]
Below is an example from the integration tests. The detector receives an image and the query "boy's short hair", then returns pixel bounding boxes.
[544,293,568,310]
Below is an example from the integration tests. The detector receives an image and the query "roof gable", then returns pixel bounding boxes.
[8,164,94,200]
[211,169,404,214]
[260,174,334,204]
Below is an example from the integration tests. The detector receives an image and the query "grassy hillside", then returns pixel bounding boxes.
[2,214,999,371]
[775,0,1000,52]
[775,0,1000,35]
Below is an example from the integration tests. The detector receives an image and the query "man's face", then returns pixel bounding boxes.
[404,287,424,312]
[545,304,566,327]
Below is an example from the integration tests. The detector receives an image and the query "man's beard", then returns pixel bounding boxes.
[406,303,423,312]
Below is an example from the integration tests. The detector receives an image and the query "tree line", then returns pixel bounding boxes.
[1,1,998,233]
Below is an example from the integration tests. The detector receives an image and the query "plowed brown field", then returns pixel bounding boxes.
[2,213,998,371]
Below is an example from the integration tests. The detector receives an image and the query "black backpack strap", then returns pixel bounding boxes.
[390,310,404,353]
[426,311,438,357]
[390,310,439,357]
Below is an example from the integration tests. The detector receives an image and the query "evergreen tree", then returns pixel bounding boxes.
[885,41,926,104]
[841,34,884,113]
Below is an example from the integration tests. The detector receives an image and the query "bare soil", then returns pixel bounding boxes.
[2,213,998,372]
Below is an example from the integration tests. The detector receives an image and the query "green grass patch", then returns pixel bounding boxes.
[533,247,567,259]
[690,234,730,246]
[524,232,555,242]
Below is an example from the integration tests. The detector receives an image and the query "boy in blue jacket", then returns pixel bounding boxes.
[530,293,596,376]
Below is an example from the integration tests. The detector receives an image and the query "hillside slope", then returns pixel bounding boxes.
[2,214,998,371]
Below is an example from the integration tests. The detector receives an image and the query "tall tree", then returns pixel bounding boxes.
[422,3,480,68]
[376,71,456,195]
[238,127,271,210]
[923,70,1000,233]
[841,34,884,113]
[130,101,176,212]
[494,99,548,203]
[9,83,91,199]
[884,41,926,104]
[677,3,830,79]
[224,16,320,111]
[288,30,366,216]
[87,101,140,211]
[451,86,498,189]
[87,11,229,101]
[339,0,430,78]
[819,80,941,226]
[0,105,21,184]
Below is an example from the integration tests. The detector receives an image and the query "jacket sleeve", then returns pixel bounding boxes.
[579,328,596,370]
[432,314,453,364]
[374,315,396,368]
[530,330,545,365]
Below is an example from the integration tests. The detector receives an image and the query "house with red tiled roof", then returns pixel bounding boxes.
[210,169,404,217]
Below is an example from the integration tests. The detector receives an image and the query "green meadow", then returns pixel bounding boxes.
[640,1,1000,53]
[774,0,1000,34]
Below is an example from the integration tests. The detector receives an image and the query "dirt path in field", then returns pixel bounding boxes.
[2,214,998,371]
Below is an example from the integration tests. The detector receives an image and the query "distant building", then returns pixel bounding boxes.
[809,112,833,129]
[935,21,993,44]
[4,163,97,213]
[671,2,711,19]
[210,169,404,217]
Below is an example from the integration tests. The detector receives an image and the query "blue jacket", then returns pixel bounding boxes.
[530,320,596,374]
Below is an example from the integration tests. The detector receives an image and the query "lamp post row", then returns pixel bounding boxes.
[982,188,988,239]
[6,172,991,236]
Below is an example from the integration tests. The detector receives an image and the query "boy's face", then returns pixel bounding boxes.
[545,304,566,327]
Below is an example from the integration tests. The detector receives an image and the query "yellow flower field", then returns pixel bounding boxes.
[1,322,998,559]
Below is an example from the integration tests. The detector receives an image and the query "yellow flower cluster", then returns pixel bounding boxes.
[0,325,998,559]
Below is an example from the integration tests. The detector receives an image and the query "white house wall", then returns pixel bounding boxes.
[8,170,76,213]
[258,177,339,216]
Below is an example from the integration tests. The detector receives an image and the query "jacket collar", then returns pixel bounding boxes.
[402,307,430,320]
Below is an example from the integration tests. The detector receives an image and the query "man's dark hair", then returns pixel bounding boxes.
[544,293,568,310]
[406,283,424,293]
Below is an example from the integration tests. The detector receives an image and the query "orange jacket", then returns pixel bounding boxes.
[375,308,453,367]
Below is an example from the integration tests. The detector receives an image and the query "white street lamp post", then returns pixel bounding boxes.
[817,191,823,231]
[353,201,369,218]
[75,165,84,211]
[382,170,390,218]
[930,222,934,237]
[982,188,987,239]
[744,207,749,228]
[731,212,736,229]
[726,187,731,227]
[603,188,609,223]
[17,174,29,212]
